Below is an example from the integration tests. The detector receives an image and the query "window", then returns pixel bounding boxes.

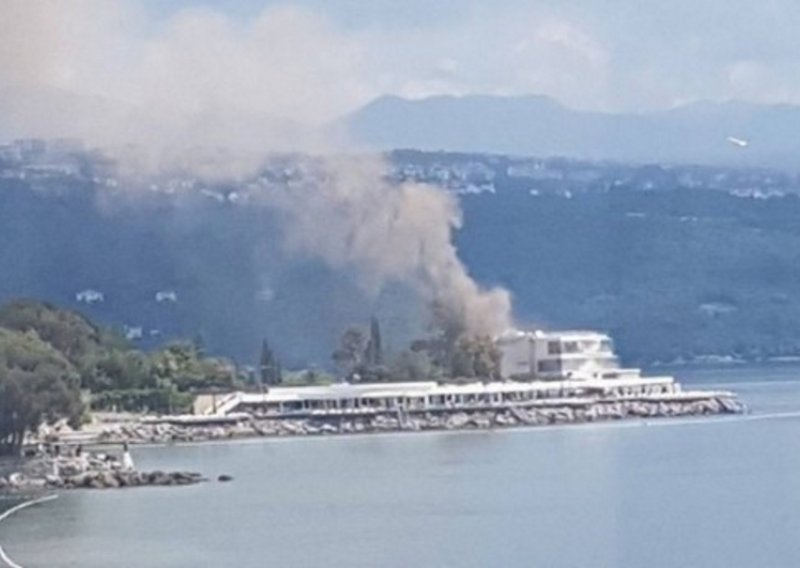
[563,341,580,353]
[537,360,562,373]
[548,341,561,354]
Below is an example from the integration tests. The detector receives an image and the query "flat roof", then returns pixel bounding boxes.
[234,376,675,405]
[496,329,611,343]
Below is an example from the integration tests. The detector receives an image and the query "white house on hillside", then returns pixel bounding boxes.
[155,290,178,303]
[76,289,104,304]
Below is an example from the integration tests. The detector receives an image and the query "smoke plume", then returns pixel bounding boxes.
[0,0,513,338]
[255,156,512,335]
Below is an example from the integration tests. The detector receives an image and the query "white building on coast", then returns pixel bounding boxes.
[181,329,735,422]
[495,329,629,380]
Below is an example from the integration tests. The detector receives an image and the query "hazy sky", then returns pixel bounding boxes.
[135,0,800,113]
[2,0,799,130]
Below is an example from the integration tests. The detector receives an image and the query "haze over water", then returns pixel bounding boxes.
[3,365,800,568]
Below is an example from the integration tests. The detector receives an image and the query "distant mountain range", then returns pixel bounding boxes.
[344,94,800,169]
[5,87,800,169]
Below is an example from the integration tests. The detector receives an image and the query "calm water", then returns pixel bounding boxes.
[4,366,800,568]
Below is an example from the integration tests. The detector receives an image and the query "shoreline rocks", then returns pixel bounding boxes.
[0,468,205,493]
[56,470,204,490]
[1,395,744,494]
[86,395,746,443]
[0,453,206,494]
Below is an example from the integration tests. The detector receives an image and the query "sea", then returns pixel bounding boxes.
[2,365,800,568]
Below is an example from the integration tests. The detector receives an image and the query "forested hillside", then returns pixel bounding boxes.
[3,148,800,366]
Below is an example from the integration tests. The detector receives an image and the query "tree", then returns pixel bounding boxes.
[81,349,153,392]
[259,339,272,385]
[332,327,368,380]
[0,298,243,418]
[429,299,467,361]
[259,339,282,386]
[192,333,207,357]
[274,357,283,385]
[150,342,238,391]
[365,317,383,367]
[411,334,501,380]
[406,297,504,380]
[450,336,502,380]
[0,299,107,365]
[0,328,83,456]
[333,321,394,382]
[0,299,141,392]
[388,349,436,381]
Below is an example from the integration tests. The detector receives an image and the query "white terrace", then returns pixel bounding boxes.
[196,375,708,418]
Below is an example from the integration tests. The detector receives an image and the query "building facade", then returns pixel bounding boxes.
[496,329,630,380]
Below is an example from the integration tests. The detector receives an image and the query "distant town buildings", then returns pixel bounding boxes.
[0,138,84,180]
[155,290,178,303]
[1,137,798,203]
[123,326,143,340]
[76,289,104,304]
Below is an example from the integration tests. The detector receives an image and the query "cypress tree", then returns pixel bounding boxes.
[367,317,383,366]
[259,339,274,385]
[275,357,283,385]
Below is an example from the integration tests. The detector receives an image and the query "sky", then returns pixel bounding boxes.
[135,0,800,113]
[1,0,799,133]
[0,0,795,346]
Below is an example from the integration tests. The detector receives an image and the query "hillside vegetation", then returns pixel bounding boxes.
[0,299,239,455]
[2,148,800,366]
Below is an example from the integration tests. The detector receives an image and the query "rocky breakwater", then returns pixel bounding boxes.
[96,420,256,445]
[82,390,746,443]
[0,453,206,493]
[244,393,746,434]
[49,469,204,490]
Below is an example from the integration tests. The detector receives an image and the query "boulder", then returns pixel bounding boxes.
[446,413,470,429]
[469,415,492,429]
[59,462,85,477]
[720,397,745,414]
[147,471,170,485]
[8,472,25,487]
[172,471,202,485]
[44,474,63,488]
[101,472,120,489]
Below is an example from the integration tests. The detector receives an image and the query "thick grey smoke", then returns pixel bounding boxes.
[0,0,513,337]
[256,156,512,335]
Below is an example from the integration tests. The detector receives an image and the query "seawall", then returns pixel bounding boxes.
[94,394,745,443]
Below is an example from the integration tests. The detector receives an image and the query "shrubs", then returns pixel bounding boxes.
[0,299,243,454]
[0,327,83,456]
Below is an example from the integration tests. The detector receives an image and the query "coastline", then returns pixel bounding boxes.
[0,394,748,495]
[81,393,746,447]
[1,384,745,496]
[1,381,798,568]
[103,403,783,452]
[0,393,749,566]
